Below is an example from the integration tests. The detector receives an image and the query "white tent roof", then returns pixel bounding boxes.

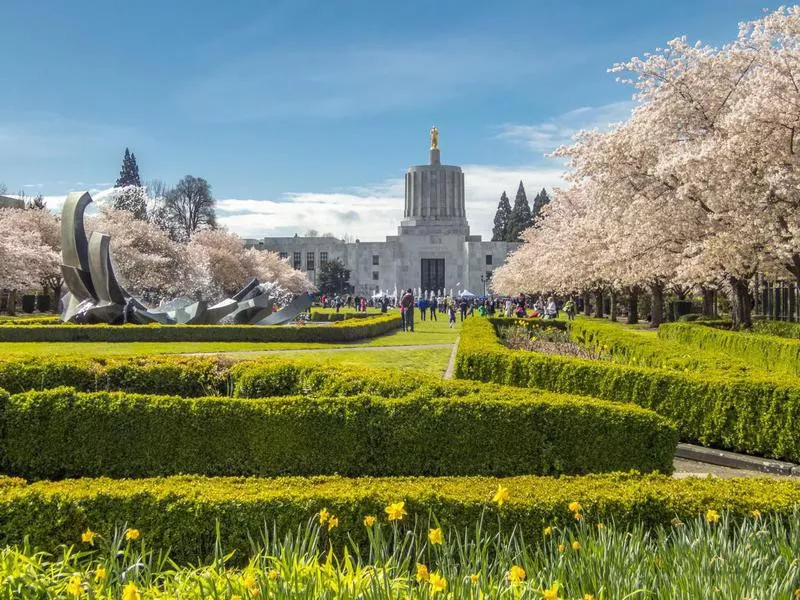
[459,290,477,298]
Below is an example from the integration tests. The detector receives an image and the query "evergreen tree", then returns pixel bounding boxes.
[531,188,551,226]
[318,258,351,295]
[508,181,532,240]
[113,148,147,220]
[492,191,512,241]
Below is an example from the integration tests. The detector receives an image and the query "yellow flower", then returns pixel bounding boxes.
[794,588,800,599]
[584,594,595,600]
[573,512,583,521]
[94,566,107,582]
[416,563,430,582]
[596,523,605,530]
[706,509,720,524]
[543,526,553,536]
[122,582,140,600]
[492,485,510,507]
[363,515,377,528]
[429,572,447,594]
[81,529,96,545]
[319,508,330,524]
[327,516,339,531]
[125,528,140,541]
[66,574,82,597]
[508,565,526,584]
[428,527,443,545]
[751,509,761,519]
[268,569,278,580]
[572,540,580,551]
[385,501,407,521]
[231,596,242,600]
[469,573,480,585]
[568,501,582,513]
[558,543,566,553]
[244,574,258,591]
[543,582,559,600]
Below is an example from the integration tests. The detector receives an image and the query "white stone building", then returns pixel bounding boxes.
[245,139,520,297]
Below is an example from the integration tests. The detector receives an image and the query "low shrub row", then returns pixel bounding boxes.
[455,317,800,462]
[488,317,568,332]
[0,313,401,343]
[752,319,800,339]
[659,322,800,377]
[0,378,676,479]
[309,311,371,322]
[0,473,797,562]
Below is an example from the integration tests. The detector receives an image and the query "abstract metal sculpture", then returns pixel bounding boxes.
[59,191,309,325]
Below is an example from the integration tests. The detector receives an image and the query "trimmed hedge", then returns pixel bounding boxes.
[489,316,569,332]
[0,379,676,479]
[0,313,401,343]
[455,317,800,462]
[309,312,371,322]
[0,473,798,562]
[659,322,800,377]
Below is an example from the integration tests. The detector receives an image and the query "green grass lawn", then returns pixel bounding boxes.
[257,346,453,375]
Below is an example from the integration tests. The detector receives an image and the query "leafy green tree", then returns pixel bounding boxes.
[492,191,512,241]
[508,181,532,240]
[317,258,351,295]
[113,148,147,219]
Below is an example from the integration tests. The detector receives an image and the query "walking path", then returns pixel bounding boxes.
[443,335,460,379]
[186,343,453,357]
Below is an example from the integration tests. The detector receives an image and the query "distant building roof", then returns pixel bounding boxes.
[0,195,24,209]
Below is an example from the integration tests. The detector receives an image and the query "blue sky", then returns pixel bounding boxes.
[0,0,781,240]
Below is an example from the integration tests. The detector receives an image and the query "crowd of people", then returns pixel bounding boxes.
[316,291,578,333]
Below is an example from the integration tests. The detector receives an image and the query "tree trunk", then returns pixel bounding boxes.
[582,291,591,316]
[609,289,618,322]
[626,286,639,324]
[727,276,753,329]
[650,282,664,328]
[6,289,16,316]
[702,287,715,318]
[593,289,604,318]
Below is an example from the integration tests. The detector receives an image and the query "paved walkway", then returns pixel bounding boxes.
[185,343,453,357]
[672,458,789,479]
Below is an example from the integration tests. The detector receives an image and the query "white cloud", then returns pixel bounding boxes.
[217,164,565,242]
[497,100,635,153]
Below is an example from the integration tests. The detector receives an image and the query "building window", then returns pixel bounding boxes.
[320,252,328,264]
[485,254,493,265]
[372,271,379,281]
[279,252,288,260]
[372,255,380,266]
[306,252,315,271]
[293,252,301,270]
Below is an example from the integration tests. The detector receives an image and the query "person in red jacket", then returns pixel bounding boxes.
[400,288,415,332]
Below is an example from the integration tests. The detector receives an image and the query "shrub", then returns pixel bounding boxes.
[309,312,371,322]
[0,473,798,563]
[455,317,800,462]
[659,322,800,377]
[752,319,800,339]
[0,314,401,343]
[0,383,676,479]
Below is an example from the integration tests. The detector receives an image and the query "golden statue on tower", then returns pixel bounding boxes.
[430,126,439,150]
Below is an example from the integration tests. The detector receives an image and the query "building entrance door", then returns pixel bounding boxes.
[420,258,445,293]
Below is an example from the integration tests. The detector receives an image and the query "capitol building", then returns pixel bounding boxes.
[245,130,520,297]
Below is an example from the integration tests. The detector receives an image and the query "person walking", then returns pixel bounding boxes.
[448,302,456,328]
[400,288,415,332]
[459,297,468,321]
[563,297,577,320]
[430,296,438,321]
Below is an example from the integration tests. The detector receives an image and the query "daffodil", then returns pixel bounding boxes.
[508,565,526,584]
[66,574,82,597]
[558,543,566,553]
[584,594,595,600]
[492,485,509,507]
[268,569,278,580]
[751,509,761,519]
[416,563,430,582]
[543,526,553,536]
[573,512,583,521]
[429,572,447,594]
[319,508,330,524]
[428,527,443,545]
[706,509,720,524]
[94,566,106,582]
[122,582,140,600]
[363,515,377,527]
[572,540,580,551]
[385,501,407,521]
[596,523,605,530]
[125,528,140,541]
[568,501,582,512]
[81,529,96,545]
[327,516,339,531]
[244,574,258,591]
[543,582,559,599]
[469,573,480,585]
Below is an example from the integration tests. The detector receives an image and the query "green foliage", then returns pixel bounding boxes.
[0,360,676,478]
[1,473,799,564]
[507,181,532,241]
[659,322,800,377]
[455,316,800,462]
[491,191,512,241]
[308,311,370,322]
[0,313,401,342]
[317,257,351,295]
[752,319,800,338]
[531,187,551,226]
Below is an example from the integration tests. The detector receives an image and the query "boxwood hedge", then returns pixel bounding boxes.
[0,473,797,563]
[0,313,400,343]
[455,317,800,462]
[0,377,676,478]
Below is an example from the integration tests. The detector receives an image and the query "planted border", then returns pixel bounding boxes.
[0,314,400,343]
[455,317,800,462]
[0,473,798,562]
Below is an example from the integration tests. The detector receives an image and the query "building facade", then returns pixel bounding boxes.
[245,137,520,297]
